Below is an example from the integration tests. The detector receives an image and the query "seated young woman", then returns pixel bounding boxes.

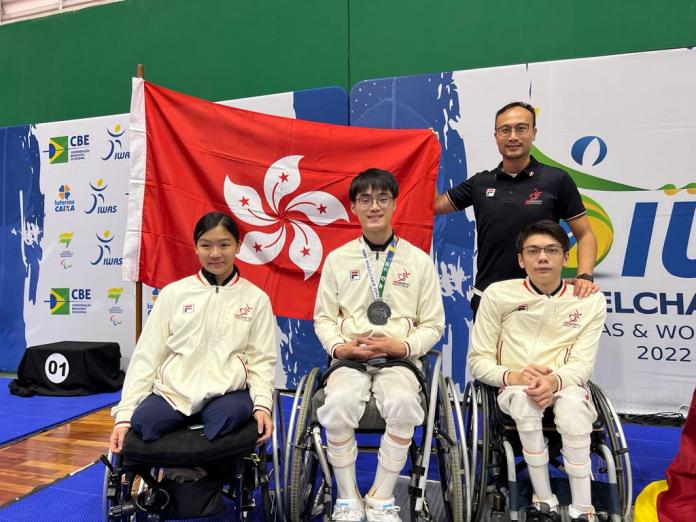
[109,211,276,454]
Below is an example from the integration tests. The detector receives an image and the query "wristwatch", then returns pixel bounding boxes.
[576,273,594,283]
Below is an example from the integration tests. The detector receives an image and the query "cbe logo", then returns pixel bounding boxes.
[44,353,70,384]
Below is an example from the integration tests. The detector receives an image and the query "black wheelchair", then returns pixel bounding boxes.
[464,381,632,521]
[284,351,470,522]
[102,390,284,521]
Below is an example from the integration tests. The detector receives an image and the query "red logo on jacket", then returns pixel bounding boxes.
[234,304,253,321]
[563,309,582,328]
[393,269,411,288]
[524,188,543,205]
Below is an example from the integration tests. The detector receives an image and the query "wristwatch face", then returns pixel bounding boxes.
[577,273,594,282]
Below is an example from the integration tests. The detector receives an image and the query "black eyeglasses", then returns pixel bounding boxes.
[496,123,531,137]
[521,245,565,257]
[355,195,393,209]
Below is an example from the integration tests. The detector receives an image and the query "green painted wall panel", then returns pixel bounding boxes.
[0,0,349,126]
[348,0,696,82]
[1,0,695,127]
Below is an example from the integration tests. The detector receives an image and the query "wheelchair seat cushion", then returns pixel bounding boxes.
[122,417,258,467]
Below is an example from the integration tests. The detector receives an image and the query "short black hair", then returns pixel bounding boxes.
[193,211,240,244]
[348,168,399,202]
[495,101,536,129]
[516,220,569,253]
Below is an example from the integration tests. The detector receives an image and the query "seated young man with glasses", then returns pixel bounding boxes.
[314,168,444,521]
[434,101,598,318]
[468,220,606,522]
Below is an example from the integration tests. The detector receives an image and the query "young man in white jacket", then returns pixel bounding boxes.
[468,219,606,522]
[314,168,444,522]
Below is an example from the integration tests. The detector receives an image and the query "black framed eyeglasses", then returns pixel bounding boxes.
[355,195,393,209]
[496,123,531,137]
[521,245,565,257]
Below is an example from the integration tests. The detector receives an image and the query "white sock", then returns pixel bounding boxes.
[518,430,555,505]
[327,436,359,500]
[563,435,593,515]
[368,433,410,500]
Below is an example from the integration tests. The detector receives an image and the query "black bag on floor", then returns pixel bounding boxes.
[161,475,224,519]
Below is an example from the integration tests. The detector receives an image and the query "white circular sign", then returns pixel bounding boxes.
[44,353,70,384]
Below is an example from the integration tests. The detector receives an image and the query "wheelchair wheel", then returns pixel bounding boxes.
[289,367,321,521]
[464,381,489,522]
[588,382,632,521]
[271,390,285,521]
[436,374,464,522]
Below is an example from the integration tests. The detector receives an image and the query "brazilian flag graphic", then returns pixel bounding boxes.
[48,136,68,164]
[49,288,70,315]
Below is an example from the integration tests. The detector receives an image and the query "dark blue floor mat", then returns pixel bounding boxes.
[0,393,682,521]
[0,377,121,446]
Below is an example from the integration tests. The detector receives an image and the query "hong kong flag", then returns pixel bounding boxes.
[123,79,440,320]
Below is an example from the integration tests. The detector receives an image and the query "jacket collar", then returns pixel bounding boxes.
[197,266,240,287]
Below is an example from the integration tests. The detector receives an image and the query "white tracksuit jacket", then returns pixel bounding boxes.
[469,278,606,389]
[112,271,277,424]
[314,237,444,359]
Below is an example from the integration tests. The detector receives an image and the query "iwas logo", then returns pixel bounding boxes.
[101,124,130,161]
[91,230,123,266]
[224,155,349,279]
[84,179,118,214]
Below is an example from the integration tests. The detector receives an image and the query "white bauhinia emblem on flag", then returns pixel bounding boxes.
[224,155,349,279]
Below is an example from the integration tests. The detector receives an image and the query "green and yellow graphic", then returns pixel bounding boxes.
[48,136,68,164]
[49,288,70,315]
[59,232,74,248]
[108,287,123,304]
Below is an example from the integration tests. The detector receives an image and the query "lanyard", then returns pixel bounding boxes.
[360,236,398,301]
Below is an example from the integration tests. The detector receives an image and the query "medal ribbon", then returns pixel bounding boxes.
[360,236,398,302]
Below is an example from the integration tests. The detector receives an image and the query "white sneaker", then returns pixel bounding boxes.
[365,496,402,522]
[332,497,365,521]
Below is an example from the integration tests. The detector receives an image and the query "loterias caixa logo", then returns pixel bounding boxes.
[54,184,76,213]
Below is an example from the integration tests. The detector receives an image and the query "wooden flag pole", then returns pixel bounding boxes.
[135,63,144,343]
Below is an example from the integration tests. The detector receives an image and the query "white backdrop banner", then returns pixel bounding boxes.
[456,49,695,414]
[4,51,693,412]
[350,48,695,414]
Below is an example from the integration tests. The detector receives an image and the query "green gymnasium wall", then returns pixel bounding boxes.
[1,0,696,127]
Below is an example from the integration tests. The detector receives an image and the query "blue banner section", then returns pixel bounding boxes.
[0,125,44,370]
[294,86,349,126]
[278,87,350,388]
[350,73,474,387]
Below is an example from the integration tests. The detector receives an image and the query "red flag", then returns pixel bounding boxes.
[124,79,440,320]
[657,387,696,521]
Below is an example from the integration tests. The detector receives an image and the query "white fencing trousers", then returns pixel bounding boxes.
[497,384,597,437]
[317,365,424,440]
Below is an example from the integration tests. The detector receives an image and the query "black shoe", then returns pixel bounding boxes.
[525,502,561,522]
